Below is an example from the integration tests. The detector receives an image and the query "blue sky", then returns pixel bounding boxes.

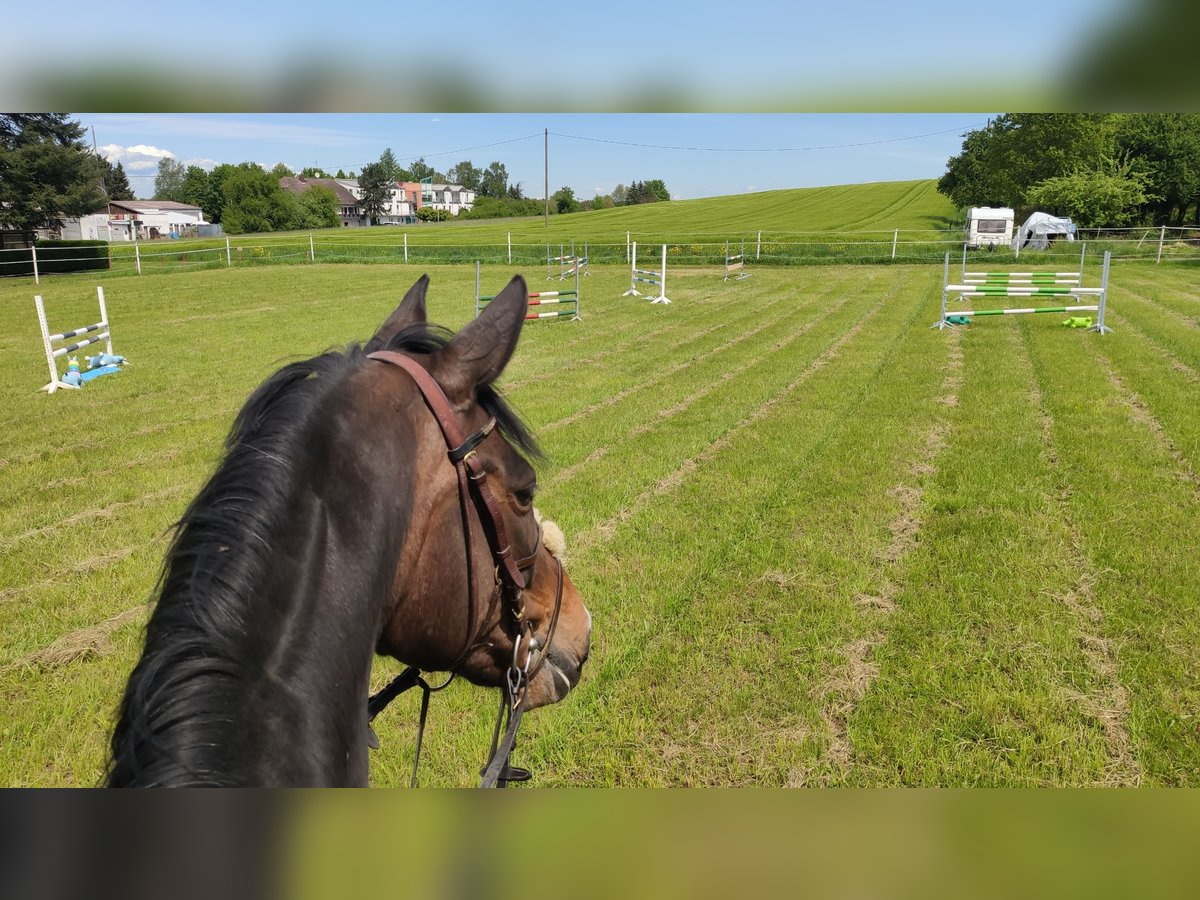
[84,113,995,201]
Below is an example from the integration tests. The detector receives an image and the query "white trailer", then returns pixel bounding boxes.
[966,207,1014,249]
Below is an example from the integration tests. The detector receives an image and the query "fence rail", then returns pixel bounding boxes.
[4,226,1199,281]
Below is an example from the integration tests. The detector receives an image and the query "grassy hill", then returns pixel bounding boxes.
[362,178,960,243]
[58,179,963,277]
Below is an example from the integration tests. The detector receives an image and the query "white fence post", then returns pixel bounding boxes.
[626,231,630,262]
[309,234,315,262]
[31,244,39,285]
[756,230,762,260]
[134,241,141,275]
[891,229,899,260]
[226,237,232,266]
[404,233,408,263]
[1157,225,1166,263]
[508,232,512,264]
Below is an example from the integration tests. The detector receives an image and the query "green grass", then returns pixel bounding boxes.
[1,256,1197,786]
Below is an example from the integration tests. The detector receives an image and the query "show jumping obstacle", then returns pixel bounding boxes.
[723,240,751,282]
[35,286,122,393]
[477,261,580,322]
[622,241,670,304]
[932,249,1113,334]
[546,241,589,281]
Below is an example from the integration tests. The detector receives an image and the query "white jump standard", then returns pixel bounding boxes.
[723,240,751,281]
[932,250,1113,334]
[547,241,589,281]
[35,286,124,393]
[622,241,670,304]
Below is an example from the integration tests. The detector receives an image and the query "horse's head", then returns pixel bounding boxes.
[366,274,590,712]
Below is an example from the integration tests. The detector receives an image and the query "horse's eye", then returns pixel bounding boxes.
[514,487,535,508]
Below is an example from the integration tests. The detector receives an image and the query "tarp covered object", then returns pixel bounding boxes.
[1012,212,1076,250]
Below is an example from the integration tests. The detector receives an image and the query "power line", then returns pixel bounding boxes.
[548,122,988,153]
[113,132,545,178]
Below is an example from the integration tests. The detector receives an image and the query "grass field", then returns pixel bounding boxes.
[1,255,1198,786]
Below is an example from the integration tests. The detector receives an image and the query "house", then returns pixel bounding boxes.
[102,200,208,240]
[335,178,422,225]
[423,183,475,216]
[279,176,369,227]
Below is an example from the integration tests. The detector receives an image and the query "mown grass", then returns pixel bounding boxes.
[0,257,1197,786]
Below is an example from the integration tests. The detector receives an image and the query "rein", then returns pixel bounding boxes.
[364,350,562,788]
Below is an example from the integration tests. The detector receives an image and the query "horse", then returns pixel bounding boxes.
[106,274,592,787]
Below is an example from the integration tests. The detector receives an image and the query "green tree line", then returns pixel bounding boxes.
[938,113,1200,228]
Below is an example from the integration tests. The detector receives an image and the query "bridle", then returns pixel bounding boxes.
[364,350,565,788]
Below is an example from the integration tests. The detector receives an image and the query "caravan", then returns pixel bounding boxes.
[966,207,1015,249]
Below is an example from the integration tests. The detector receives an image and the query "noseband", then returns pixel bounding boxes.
[364,350,564,788]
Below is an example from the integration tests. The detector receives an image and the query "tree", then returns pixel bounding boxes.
[1026,159,1153,228]
[507,181,524,200]
[447,160,482,191]
[270,163,295,179]
[644,179,670,202]
[300,166,329,178]
[335,169,347,178]
[937,114,1115,213]
[378,148,404,183]
[1115,113,1200,225]
[220,164,276,234]
[417,206,450,222]
[357,161,392,224]
[479,161,508,198]
[154,157,187,201]
[552,186,579,214]
[612,183,627,206]
[205,163,240,224]
[622,180,671,205]
[0,114,108,231]
[409,157,441,183]
[101,158,135,201]
[299,185,340,229]
[179,166,212,210]
[593,193,614,209]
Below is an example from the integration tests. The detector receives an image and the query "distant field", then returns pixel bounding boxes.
[42,179,958,275]
[2,256,1198,786]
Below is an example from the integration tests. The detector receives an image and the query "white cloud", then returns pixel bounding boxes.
[126,144,174,158]
[100,142,179,173]
[182,157,219,171]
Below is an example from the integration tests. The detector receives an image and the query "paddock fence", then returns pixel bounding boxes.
[3,225,1198,282]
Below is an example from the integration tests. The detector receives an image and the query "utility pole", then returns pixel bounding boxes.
[544,128,549,228]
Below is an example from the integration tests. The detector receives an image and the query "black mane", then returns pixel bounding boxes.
[107,326,538,785]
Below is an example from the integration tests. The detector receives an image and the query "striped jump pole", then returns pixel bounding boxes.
[622,241,671,304]
[933,250,1112,333]
[962,240,1086,285]
[35,286,122,393]
[723,239,750,282]
[477,261,581,323]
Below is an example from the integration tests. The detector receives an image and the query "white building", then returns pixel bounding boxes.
[100,200,208,240]
[424,183,475,216]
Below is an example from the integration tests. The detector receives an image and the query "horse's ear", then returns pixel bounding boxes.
[435,275,526,403]
[365,274,429,352]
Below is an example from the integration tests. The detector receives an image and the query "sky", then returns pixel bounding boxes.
[83,113,995,201]
[7,0,1168,117]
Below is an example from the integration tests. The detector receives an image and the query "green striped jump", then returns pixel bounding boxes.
[956,304,1098,317]
[964,289,1080,296]
[479,290,578,302]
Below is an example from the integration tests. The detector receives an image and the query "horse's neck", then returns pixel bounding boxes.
[234,485,406,785]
